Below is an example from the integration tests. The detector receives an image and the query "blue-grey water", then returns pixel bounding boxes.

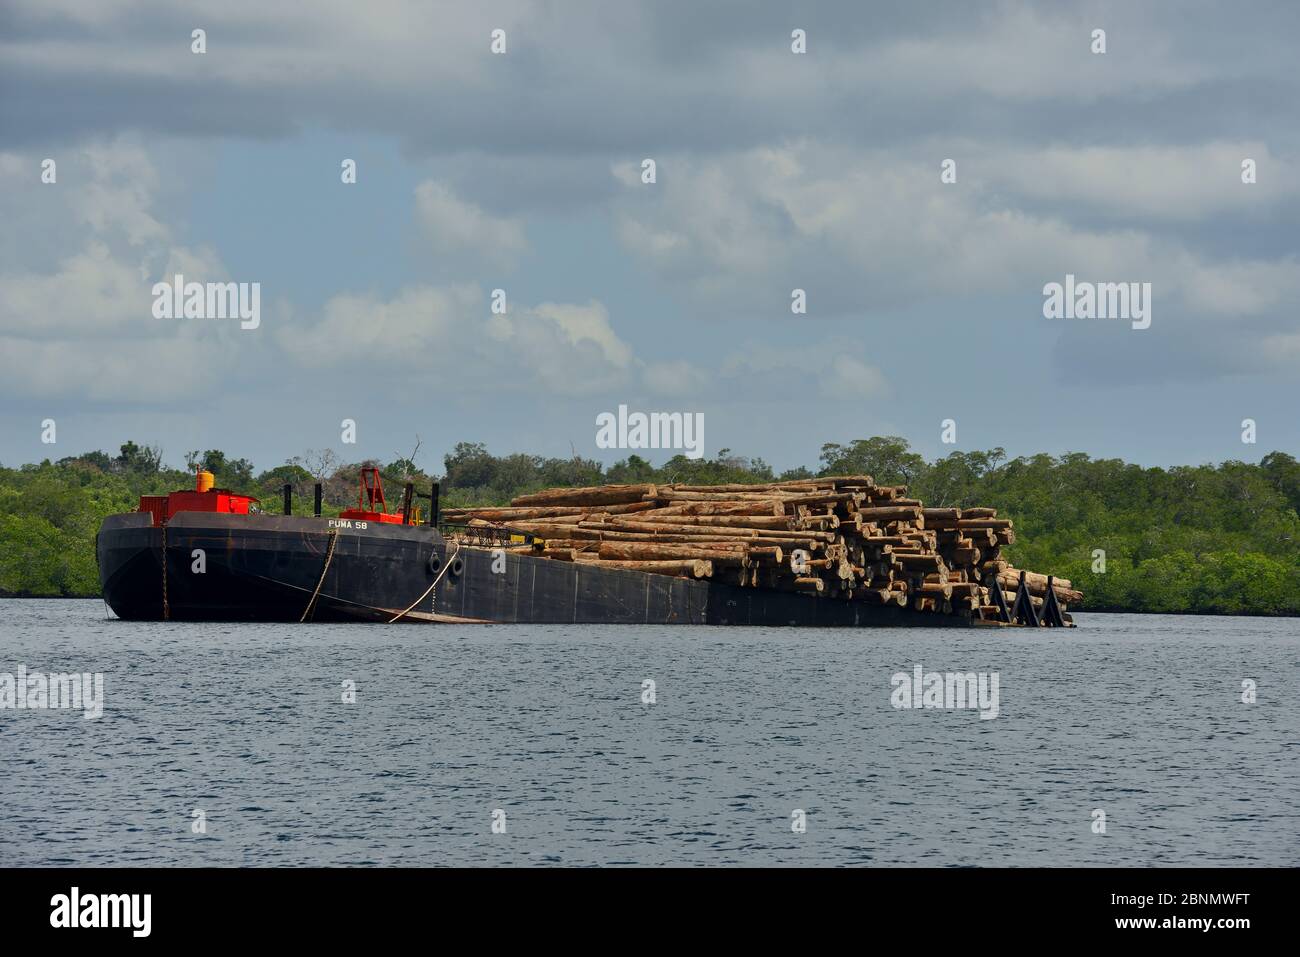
[0,599,1295,866]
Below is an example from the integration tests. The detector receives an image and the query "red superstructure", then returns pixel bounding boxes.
[134,467,412,527]
[339,467,407,524]
[138,471,258,526]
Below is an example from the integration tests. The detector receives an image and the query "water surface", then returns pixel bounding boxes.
[1,599,1295,866]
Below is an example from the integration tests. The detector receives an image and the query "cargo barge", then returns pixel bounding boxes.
[97,470,1073,627]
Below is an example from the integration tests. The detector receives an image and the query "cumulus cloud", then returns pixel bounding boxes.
[0,141,244,401]
[277,284,481,367]
[721,340,890,403]
[414,180,527,266]
[985,142,1296,222]
[280,287,635,397]
[520,300,632,370]
[610,141,1300,380]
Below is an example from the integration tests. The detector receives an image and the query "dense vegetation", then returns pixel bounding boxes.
[2,437,1298,615]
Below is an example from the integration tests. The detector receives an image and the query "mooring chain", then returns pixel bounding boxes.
[300,528,339,623]
[161,523,170,621]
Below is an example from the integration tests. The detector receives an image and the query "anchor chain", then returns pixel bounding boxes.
[387,539,460,623]
[161,523,170,621]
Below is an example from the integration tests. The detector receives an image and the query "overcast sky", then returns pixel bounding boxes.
[2,0,1297,474]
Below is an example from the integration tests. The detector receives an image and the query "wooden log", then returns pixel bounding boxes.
[858,535,913,547]
[796,513,841,530]
[793,577,825,593]
[894,554,946,572]
[668,483,783,493]
[854,506,923,523]
[444,502,654,521]
[803,474,875,487]
[922,508,962,521]
[623,514,795,530]
[580,558,713,578]
[593,519,761,537]
[537,540,600,553]
[1006,568,1073,590]
[996,572,1083,603]
[574,526,821,550]
[669,482,832,493]
[511,484,656,507]
[647,489,789,503]
[647,501,785,516]
[508,524,605,540]
[584,530,760,545]
[464,513,601,527]
[603,519,830,541]
[597,542,747,565]
[776,491,863,508]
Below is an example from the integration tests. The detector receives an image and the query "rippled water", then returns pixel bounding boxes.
[0,599,1295,866]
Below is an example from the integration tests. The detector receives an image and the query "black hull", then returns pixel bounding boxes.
[438,545,974,627]
[97,512,442,623]
[97,514,976,627]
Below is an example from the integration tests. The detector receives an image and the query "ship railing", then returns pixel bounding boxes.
[438,523,536,547]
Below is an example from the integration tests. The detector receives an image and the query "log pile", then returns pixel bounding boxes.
[441,478,1080,625]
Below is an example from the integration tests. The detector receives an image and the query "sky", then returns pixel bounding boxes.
[1,0,1297,475]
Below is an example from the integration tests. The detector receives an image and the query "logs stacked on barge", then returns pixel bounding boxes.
[441,478,1081,624]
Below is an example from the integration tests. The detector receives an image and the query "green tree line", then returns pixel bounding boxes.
[2,437,1298,615]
